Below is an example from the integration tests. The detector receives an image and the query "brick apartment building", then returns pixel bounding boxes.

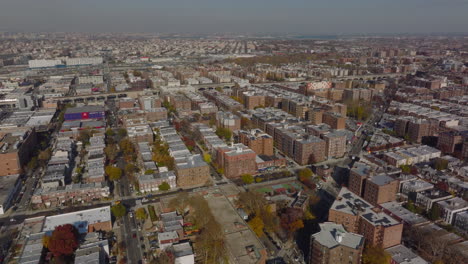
[437,130,468,155]
[309,222,364,264]
[139,95,162,110]
[294,137,326,165]
[349,163,399,206]
[363,174,399,206]
[349,162,372,197]
[322,130,347,158]
[323,112,346,130]
[216,144,257,179]
[0,128,37,176]
[175,155,210,188]
[238,129,274,156]
[328,188,403,249]
[118,97,136,109]
[165,94,191,111]
[243,93,266,109]
[306,108,324,125]
[273,126,326,165]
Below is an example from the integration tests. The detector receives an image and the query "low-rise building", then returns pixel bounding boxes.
[385,244,429,264]
[139,171,177,192]
[437,197,468,225]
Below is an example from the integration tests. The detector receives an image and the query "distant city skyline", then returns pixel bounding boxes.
[1,0,468,34]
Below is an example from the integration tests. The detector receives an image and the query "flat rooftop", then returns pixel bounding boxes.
[43,206,111,233]
[331,188,400,227]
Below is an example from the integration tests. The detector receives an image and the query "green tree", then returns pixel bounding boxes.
[105,128,115,137]
[135,208,148,220]
[362,245,391,264]
[428,204,441,221]
[158,182,171,191]
[241,174,254,184]
[203,153,212,163]
[298,168,313,182]
[406,200,416,212]
[111,204,127,218]
[215,127,232,141]
[105,166,122,181]
[118,128,127,138]
[400,165,411,174]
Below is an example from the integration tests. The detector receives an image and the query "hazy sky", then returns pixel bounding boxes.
[1,0,467,34]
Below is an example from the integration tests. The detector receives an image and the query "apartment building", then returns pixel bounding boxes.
[328,188,403,249]
[349,162,372,197]
[238,129,274,156]
[294,136,326,165]
[216,143,257,179]
[363,174,399,206]
[0,128,37,176]
[175,155,210,188]
[322,130,347,158]
[323,112,346,130]
[309,222,364,264]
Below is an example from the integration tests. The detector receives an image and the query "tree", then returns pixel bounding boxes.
[406,200,416,212]
[111,204,127,218]
[434,158,449,171]
[46,224,79,257]
[119,138,133,152]
[241,117,254,130]
[153,251,175,264]
[104,144,119,161]
[241,174,254,184]
[105,128,115,137]
[203,153,212,163]
[169,191,190,214]
[78,129,92,145]
[400,165,411,174]
[38,148,52,163]
[280,208,304,234]
[304,209,316,220]
[215,127,232,141]
[248,216,264,237]
[159,182,171,191]
[135,208,148,220]
[236,191,267,215]
[105,166,122,181]
[118,128,128,138]
[27,156,38,170]
[362,245,391,264]
[124,163,137,175]
[298,168,313,182]
[428,204,441,221]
